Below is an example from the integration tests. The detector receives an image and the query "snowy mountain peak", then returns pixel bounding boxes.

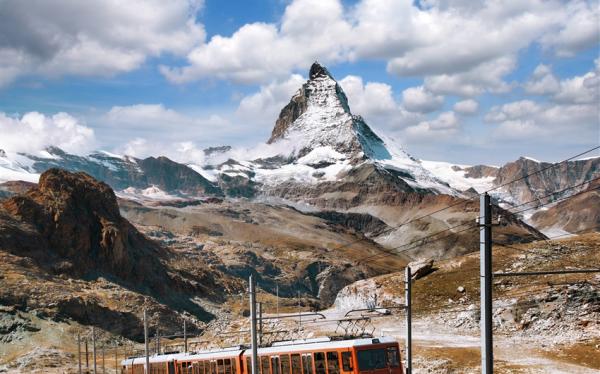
[309,61,333,80]
[267,62,382,161]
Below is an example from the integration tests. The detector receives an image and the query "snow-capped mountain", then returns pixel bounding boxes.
[0,146,221,198]
[197,62,456,202]
[0,62,597,237]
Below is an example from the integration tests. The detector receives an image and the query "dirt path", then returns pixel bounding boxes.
[376,319,599,373]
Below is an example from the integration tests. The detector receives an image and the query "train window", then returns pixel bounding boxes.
[386,348,400,368]
[272,357,281,374]
[357,349,387,371]
[302,354,313,374]
[211,361,218,374]
[280,354,291,374]
[225,359,233,374]
[261,356,270,374]
[313,352,326,374]
[218,360,226,374]
[341,352,353,372]
[326,352,340,374]
[291,354,302,374]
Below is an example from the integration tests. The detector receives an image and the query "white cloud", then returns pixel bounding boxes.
[337,75,423,130]
[339,75,397,116]
[524,62,600,104]
[553,69,599,105]
[162,0,352,84]
[401,86,444,113]
[236,74,306,123]
[160,0,599,89]
[0,111,95,155]
[539,1,600,57]
[0,0,205,86]
[424,56,516,96]
[453,99,479,115]
[485,100,541,122]
[523,64,560,95]
[105,104,228,130]
[117,138,206,164]
[404,111,460,139]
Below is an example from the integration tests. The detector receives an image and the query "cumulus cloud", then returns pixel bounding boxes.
[523,64,560,95]
[404,111,460,140]
[0,0,205,86]
[424,56,516,96]
[158,0,598,94]
[401,86,444,113]
[337,75,423,130]
[485,100,542,123]
[161,0,351,84]
[105,104,228,131]
[524,62,600,104]
[236,74,306,123]
[339,75,397,116]
[0,111,95,155]
[117,137,207,164]
[453,99,479,115]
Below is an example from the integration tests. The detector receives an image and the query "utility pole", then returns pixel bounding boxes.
[183,319,188,353]
[298,291,301,334]
[404,266,412,374]
[258,302,263,346]
[92,327,97,374]
[85,338,89,372]
[144,309,150,374]
[249,275,259,374]
[78,333,82,374]
[157,328,160,355]
[480,193,493,374]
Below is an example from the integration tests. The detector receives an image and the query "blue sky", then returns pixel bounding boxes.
[0,0,598,165]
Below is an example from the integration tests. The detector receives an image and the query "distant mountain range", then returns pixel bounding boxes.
[1,62,598,239]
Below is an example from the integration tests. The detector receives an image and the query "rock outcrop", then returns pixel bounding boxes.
[0,168,169,290]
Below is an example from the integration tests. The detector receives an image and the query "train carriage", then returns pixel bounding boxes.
[122,337,403,374]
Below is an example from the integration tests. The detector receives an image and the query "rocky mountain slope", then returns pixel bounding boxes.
[422,156,600,234]
[0,168,412,365]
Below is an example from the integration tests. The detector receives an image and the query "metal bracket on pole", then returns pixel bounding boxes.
[249,275,259,374]
[479,193,493,374]
[405,266,412,374]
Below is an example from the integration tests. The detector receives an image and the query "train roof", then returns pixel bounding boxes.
[122,336,397,366]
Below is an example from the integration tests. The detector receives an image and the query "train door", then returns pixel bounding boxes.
[385,346,401,374]
[339,351,354,374]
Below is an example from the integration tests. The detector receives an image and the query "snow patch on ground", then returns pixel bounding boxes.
[117,186,180,201]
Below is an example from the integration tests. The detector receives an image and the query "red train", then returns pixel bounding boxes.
[121,336,403,374]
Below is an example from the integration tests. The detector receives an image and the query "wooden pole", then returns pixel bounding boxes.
[78,333,82,374]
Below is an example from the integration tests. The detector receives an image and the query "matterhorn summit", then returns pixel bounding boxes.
[268,62,396,163]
